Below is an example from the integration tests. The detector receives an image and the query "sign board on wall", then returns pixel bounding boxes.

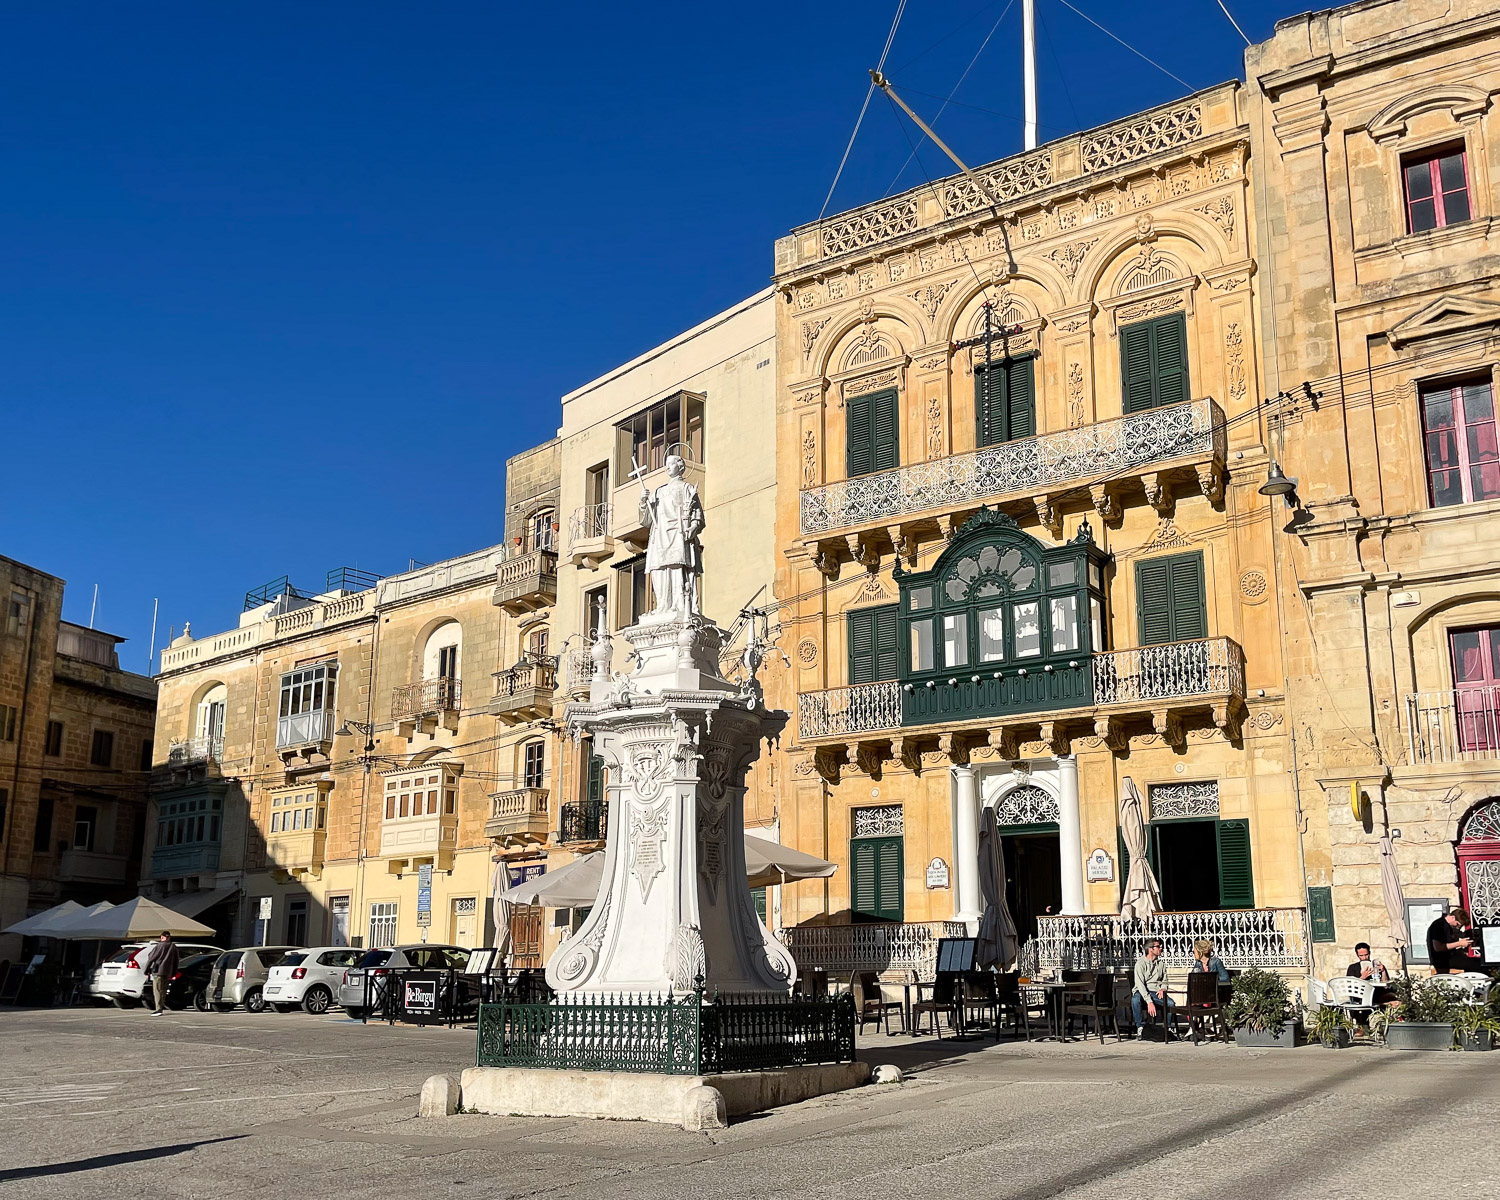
[416,863,433,928]
[1086,849,1113,883]
[925,858,950,889]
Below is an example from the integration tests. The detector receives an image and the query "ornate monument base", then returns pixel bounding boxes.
[544,615,796,995]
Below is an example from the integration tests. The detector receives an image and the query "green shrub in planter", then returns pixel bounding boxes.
[1310,1003,1355,1048]
[1226,968,1293,1044]
[1385,976,1458,1052]
[1451,1004,1500,1051]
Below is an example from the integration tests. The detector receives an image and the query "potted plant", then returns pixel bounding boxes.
[1385,976,1457,1051]
[1451,1003,1499,1051]
[1226,968,1297,1048]
[1309,1001,1355,1049]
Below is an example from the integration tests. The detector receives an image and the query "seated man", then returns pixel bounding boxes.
[1131,938,1175,1038]
[1346,942,1390,983]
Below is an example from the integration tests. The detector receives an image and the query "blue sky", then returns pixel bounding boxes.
[1,1,1287,669]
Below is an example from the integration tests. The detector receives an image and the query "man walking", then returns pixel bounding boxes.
[1132,937,1175,1038]
[144,931,178,1015]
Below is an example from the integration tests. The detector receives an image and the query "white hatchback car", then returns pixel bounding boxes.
[89,941,223,1008]
[264,947,364,1014]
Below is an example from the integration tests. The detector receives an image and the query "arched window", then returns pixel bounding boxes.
[525,627,550,661]
[521,739,545,790]
[896,509,1106,726]
[194,683,227,755]
[528,508,556,553]
[1459,799,1500,926]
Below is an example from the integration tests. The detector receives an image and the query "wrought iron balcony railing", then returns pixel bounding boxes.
[1407,685,1500,765]
[276,708,337,751]
[168,736,224,767]
[779,920,970,982]
[559,799,607,845]
[392,676,462,720]
[799,396,1224,537]
[797,637,1244,741]
[568,502,611,545]
[1029,908,1309,972]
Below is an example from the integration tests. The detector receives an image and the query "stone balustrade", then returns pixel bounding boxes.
[779,921,970,981]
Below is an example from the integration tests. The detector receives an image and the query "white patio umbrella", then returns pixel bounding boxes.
[2,900,83,937]
[743,834,838,889]
[976,806,1019,970]
[1378,834,1409,970]
[56,896,214,940]
[44,901,118,937]
[490,859,513,958]
[1119,777,1162,921]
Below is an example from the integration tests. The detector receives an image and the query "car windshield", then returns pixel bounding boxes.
[277,953,308,968]
[354,950,391,970]
[105,946,144,964]
[256,948,292,968]
[216,951,244,969]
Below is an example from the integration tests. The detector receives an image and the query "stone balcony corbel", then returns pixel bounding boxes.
[1196,462,1225,507]
[1094,715,1129,753]
[1152,709,1186,751]
[1033,496,1064,538]
[1037,720,1071,757]
[1143,472,1175,516]
[1089,482,1121,525]
[846,532,881,572]
[814,745,849,784]
[854,739,890,779]
[896,734,927,774]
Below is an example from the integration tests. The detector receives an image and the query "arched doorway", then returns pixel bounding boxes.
[992,784,1062,941]
[1457,799,1500,926]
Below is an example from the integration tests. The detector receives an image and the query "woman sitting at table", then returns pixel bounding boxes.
[1189,939,1229,983]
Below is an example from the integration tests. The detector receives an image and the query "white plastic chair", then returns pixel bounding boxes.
[1322,976,1376,1010]
[1445,973,1494,1004]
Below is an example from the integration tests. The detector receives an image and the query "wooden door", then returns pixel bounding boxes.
[510,905,543,967]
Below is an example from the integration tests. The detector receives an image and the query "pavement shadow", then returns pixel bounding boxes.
[0,1136,247,1183]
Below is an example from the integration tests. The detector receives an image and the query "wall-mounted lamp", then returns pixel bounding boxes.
[1258,461,1299,499]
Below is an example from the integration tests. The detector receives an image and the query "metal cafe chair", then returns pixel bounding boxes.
[1065,972,1124,1043]
[851,970,905,1035]
[959,972,1002,1039]
[911,971,964,1038]
[1184,971,1230,1043]
[997,972,1052,1040]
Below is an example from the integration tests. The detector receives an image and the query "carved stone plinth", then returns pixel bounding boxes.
[546,616,794,996]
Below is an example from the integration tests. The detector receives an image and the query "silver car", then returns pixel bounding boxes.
[338,944,471,1019]
[207,946,300,1012]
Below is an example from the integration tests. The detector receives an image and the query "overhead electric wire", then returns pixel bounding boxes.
[1054,0,1195,91]
[818,0,909,220]
[1212,0,1253,46]
[890,0,1011,74]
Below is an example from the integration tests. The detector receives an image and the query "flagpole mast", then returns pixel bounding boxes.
[1023,0,1038,151]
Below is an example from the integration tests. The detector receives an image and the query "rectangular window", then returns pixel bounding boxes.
[1403,144,1470,233]
[0,705,16,742]
[1050,596,1080,654]
[368,902,398,949]
[1136,552,1207,646]
[90,729,114,767]
[0,789,6,837]
[1013,602,1041,657]
[330,895,351,946]
[620,391,705,473]
[73,805,97,852]
[437,644,458,680]
[1450,625,1500,754]
[845,389,899,479]
[523,741,546,789]
[44,721,63,757]
[6,591,30,635]
[617,557,652,626]
[977,607,1005,663]
[1421,378,1500,507]
[942,614,969,668]
[850,835,904,922]
[33,796,53,852]
[1120,312,1189,413]
[1146,816,1254,911]
[138,739,153,771]
[286,899,309,947]
[910,618,934,673]
[975,356,1037,447]
[583,585,608,638]
[847,604,899,684]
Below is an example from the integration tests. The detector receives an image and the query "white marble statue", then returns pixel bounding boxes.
[636,454,704,621]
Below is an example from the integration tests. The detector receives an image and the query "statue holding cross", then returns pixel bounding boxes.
[633,453,704,622]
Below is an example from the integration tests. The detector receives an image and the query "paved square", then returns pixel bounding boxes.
[1,1007,1495,1199]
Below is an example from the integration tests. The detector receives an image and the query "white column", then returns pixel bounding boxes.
[953,765,982,926]
[1057,755,1086,914]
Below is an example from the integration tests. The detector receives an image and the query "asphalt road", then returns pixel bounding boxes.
[1,1005,1496,1199]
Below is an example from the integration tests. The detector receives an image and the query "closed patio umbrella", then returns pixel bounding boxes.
[1119,777,1162,921]
[2,900,83,937]
[491,860,513,958]
[976,806,1019,970]
[57,896,214,940]
[1378,834,1409,969]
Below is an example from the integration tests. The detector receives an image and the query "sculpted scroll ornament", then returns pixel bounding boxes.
[1225,322,1247,404]
[1044,239,1099,283]
[927,396,943,457]
[801,317,830,363]
[666,923,708,991]
[911,280,957,319]
[801,429,817,486]
[1067,362,1086,427]
[1195,196,1236,242]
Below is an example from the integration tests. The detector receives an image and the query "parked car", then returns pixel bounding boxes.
[163,952,220,1011]
[264,947,364,1014]
[89,941,222,1008]
[207,946,300,1012]
[338,944,474,1019]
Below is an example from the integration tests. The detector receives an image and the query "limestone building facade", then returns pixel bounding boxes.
[0,556,157,958]
[1249,0,1500,975]
[771,81,1309,978]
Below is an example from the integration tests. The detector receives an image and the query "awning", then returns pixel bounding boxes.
[171,883,241,918]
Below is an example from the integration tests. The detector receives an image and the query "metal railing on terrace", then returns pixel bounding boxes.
[799,396,1224,538]
[276,708,337,750]
[779,921,969,981]
[1029,908,1310,972]
[392,676,463,719]
[559,799,606,845]
[167,736,224,767]
[797,637,1244,741]
[568,503,611,545]
[1407,686,1500,766]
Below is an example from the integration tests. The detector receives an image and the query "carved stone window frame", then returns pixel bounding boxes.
[1368,88,1493,244]
[1099,275,1198,340]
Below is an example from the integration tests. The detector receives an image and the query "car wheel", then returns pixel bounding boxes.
[194,989,210,1012]
[111,996,138,1010]
[244,987,266,1014]
[214,1002,236,1013]
[303,986,332,1015]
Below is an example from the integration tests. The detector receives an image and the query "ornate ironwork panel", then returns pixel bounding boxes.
[851,805,904,837]
[1079,103,1203,172]
[1148,781,1220,821]
[1462,801,1500,842]
[992,785,1059,827]
[1030,907,1309,971]
[560,800,607,844]
[1464,858,1500,925]
[800,396,1222,536]
[1093,638,1244,705]
[698,993,856,1073]
[798,681,902,740]
[780,920,969,981]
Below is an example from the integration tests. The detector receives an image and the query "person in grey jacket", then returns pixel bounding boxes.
[1131,938,1175,1037]
[144,932,179,1015]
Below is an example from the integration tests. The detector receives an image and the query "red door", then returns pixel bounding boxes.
[1450,627,1500,753]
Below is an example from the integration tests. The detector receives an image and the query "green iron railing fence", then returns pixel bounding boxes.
[476,984,856,1075]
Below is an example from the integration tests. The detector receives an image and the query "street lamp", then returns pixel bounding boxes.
[334,719,376,754]
[1258,460,1299,501]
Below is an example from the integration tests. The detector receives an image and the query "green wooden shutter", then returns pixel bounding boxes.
[1008,358,1036,439]
[851,839,878,918]
[1121,320,1157,413]
[876,837,904,921]
[1216,819,1255,908]
[1154,313,1189,407]
[1136,558,1174,646]
[587,754,605,803]
[1166,552,1207,641]
[976,365,1009,447]
[873,605,899,681]
[848,605,898,684]
[870,390,900,472]
[846,395,874,478]
[1307,885,1336,943]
